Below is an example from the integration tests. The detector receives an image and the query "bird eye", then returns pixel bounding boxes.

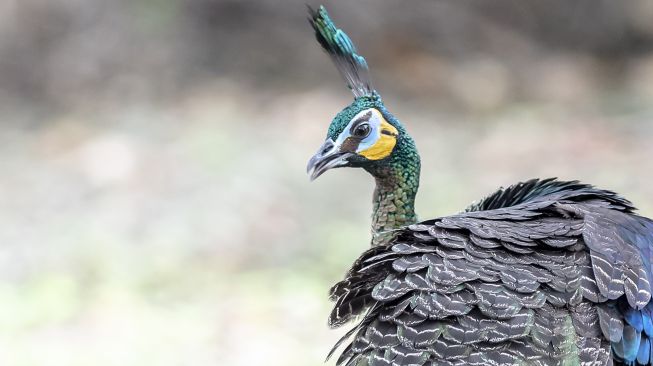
[352,123,371,138]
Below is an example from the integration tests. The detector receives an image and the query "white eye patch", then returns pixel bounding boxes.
[334,108,383,150]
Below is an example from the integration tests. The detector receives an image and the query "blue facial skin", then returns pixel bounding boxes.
[327,94,384,140]
[326,93,407,169]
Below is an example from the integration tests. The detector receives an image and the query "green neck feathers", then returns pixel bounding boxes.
[366,125,420,246]
[308,6,421,246]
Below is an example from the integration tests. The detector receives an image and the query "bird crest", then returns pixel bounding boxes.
[308,5,374,98]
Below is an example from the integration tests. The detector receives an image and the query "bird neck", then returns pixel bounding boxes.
[367,134,420,246]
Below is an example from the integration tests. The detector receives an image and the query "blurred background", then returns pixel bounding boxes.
[1,0,653,365]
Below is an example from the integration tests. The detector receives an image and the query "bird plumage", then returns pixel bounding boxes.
[308,5,373,98]
[328,179,653,365]
[305,5,653,365]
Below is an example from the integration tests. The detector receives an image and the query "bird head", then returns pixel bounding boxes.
[307,93,408,180]
[306,5,408,181]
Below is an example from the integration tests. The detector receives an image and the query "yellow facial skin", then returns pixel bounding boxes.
[359,112,398,160]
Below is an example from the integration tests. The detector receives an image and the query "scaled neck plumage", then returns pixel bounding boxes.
[367,126,420,246]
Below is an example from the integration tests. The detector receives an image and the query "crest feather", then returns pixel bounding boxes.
[308,5,373,98]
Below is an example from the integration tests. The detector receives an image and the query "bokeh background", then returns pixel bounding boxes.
[1,0,653,365]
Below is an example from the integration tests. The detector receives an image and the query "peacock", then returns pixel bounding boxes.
[306,5,653,366]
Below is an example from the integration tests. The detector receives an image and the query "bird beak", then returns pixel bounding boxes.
[307,139,353,181]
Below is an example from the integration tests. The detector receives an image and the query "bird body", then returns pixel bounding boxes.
[328,179,653,365]
[306,6,653,365]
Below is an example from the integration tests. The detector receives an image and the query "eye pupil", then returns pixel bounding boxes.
[353,124,370,138]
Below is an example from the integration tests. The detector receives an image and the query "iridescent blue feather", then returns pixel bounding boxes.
[308,5,373,98]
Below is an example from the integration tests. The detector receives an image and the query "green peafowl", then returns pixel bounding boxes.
[306,5,653,366]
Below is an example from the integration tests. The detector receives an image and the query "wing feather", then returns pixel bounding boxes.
[327,179,653,365]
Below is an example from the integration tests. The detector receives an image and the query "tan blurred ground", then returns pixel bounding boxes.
[1,1,653,365]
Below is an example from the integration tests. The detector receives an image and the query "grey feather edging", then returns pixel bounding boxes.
[328,179,653,365]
